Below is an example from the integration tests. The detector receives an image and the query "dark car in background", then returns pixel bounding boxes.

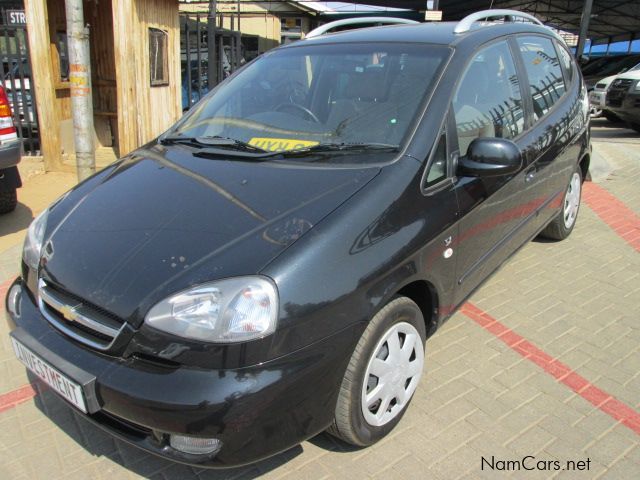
[605,69,640,132]
[6,10,590,468]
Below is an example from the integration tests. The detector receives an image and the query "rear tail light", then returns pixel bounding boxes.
[0,86,17,138]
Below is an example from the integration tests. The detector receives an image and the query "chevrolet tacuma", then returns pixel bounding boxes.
[6,10,591,468]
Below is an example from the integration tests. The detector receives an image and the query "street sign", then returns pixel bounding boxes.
[425,10,443,22]
[5,10,27,25]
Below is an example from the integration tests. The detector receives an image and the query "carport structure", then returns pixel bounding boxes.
[349,1,640,53]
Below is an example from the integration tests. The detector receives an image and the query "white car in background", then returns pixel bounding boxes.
[589,62,640,121]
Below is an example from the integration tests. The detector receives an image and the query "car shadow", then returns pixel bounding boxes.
[590,119,640,143]
[29,376,307,479]
[0,202,33,236]
[305,431,363,453]
[531,236,558,244]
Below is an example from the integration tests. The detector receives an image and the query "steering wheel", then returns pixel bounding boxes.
[275,103,320,123]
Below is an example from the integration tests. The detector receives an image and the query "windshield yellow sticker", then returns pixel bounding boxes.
[249,137,319,152]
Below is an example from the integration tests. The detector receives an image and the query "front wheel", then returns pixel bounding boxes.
[540,167,582,241]
[328,296,426,446]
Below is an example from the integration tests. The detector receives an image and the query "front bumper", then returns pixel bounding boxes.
[589,91,606,109]
[0,138,21,169]
[606,90,640,124]
[6,278,358,468]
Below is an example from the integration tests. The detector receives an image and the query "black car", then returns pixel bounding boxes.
[6,9,590,468]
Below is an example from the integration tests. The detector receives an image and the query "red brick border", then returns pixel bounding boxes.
[462,303,640,435]
[0,384,38,413]
[582,182,640,252]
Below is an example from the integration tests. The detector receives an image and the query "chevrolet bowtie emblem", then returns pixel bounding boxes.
[58,305,77,322]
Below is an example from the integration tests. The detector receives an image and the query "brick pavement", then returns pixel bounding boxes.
[0,124,639,479]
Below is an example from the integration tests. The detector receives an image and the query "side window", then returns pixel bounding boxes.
[556,42,574,83]
[424,133,447,188]
[453,41,524,156]
[516,36,566,121]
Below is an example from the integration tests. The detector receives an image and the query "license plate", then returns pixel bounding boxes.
[11,337,87,413]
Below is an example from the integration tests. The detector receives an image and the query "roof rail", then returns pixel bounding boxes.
[454,9,544,34]
[306,17,419,39]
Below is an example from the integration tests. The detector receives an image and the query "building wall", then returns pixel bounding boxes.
[113,0,182,155]
[24,0,181,171]
[24,0,67,170]
[179,1,316,53]
[219,14,280,52]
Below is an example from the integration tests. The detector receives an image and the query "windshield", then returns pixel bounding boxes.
[583,55,640,77]
[170,43,449,160]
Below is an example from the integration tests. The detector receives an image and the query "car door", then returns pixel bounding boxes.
[417,122,462,322]
[451,39,533,306]
[511,35,583,237]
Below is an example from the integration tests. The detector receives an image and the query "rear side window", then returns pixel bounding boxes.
[517,36,566,121]
[556,42,574,82]
[453,40,524,156]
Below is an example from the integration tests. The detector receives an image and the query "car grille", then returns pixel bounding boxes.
[606,79,633,108]
[38,279,126,351]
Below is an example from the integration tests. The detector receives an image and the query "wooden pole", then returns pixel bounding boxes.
[65,0,95,181]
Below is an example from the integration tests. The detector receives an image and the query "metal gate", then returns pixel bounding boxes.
[1,22,39,155]
[180,13,258,111]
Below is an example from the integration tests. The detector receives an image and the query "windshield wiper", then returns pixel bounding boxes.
[160,135,267,153]
[265,142,399,158]
[160,138,398,161]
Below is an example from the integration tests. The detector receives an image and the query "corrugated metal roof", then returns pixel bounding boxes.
[317,1,640,41]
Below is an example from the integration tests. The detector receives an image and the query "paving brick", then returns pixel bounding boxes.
[596,459,640,480]
[506,425,556,457]
[585,431,636,467]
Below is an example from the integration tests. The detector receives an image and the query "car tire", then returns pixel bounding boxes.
[603,111,621,123]
[540,167,582,241]
[327,296,426,446]
[0,189,17,214]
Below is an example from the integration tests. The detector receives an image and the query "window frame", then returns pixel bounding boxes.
[512,33,569,126]
[449,37,529,158]
[420,109,456,195]
[149,27,170,87]
[553,40,575,88]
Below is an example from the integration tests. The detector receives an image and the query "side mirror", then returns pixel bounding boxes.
[457,138,522,178]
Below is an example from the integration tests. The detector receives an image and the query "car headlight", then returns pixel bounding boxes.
[635,82,640,91]
[22,209,49,270]
[145,276,278,343]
